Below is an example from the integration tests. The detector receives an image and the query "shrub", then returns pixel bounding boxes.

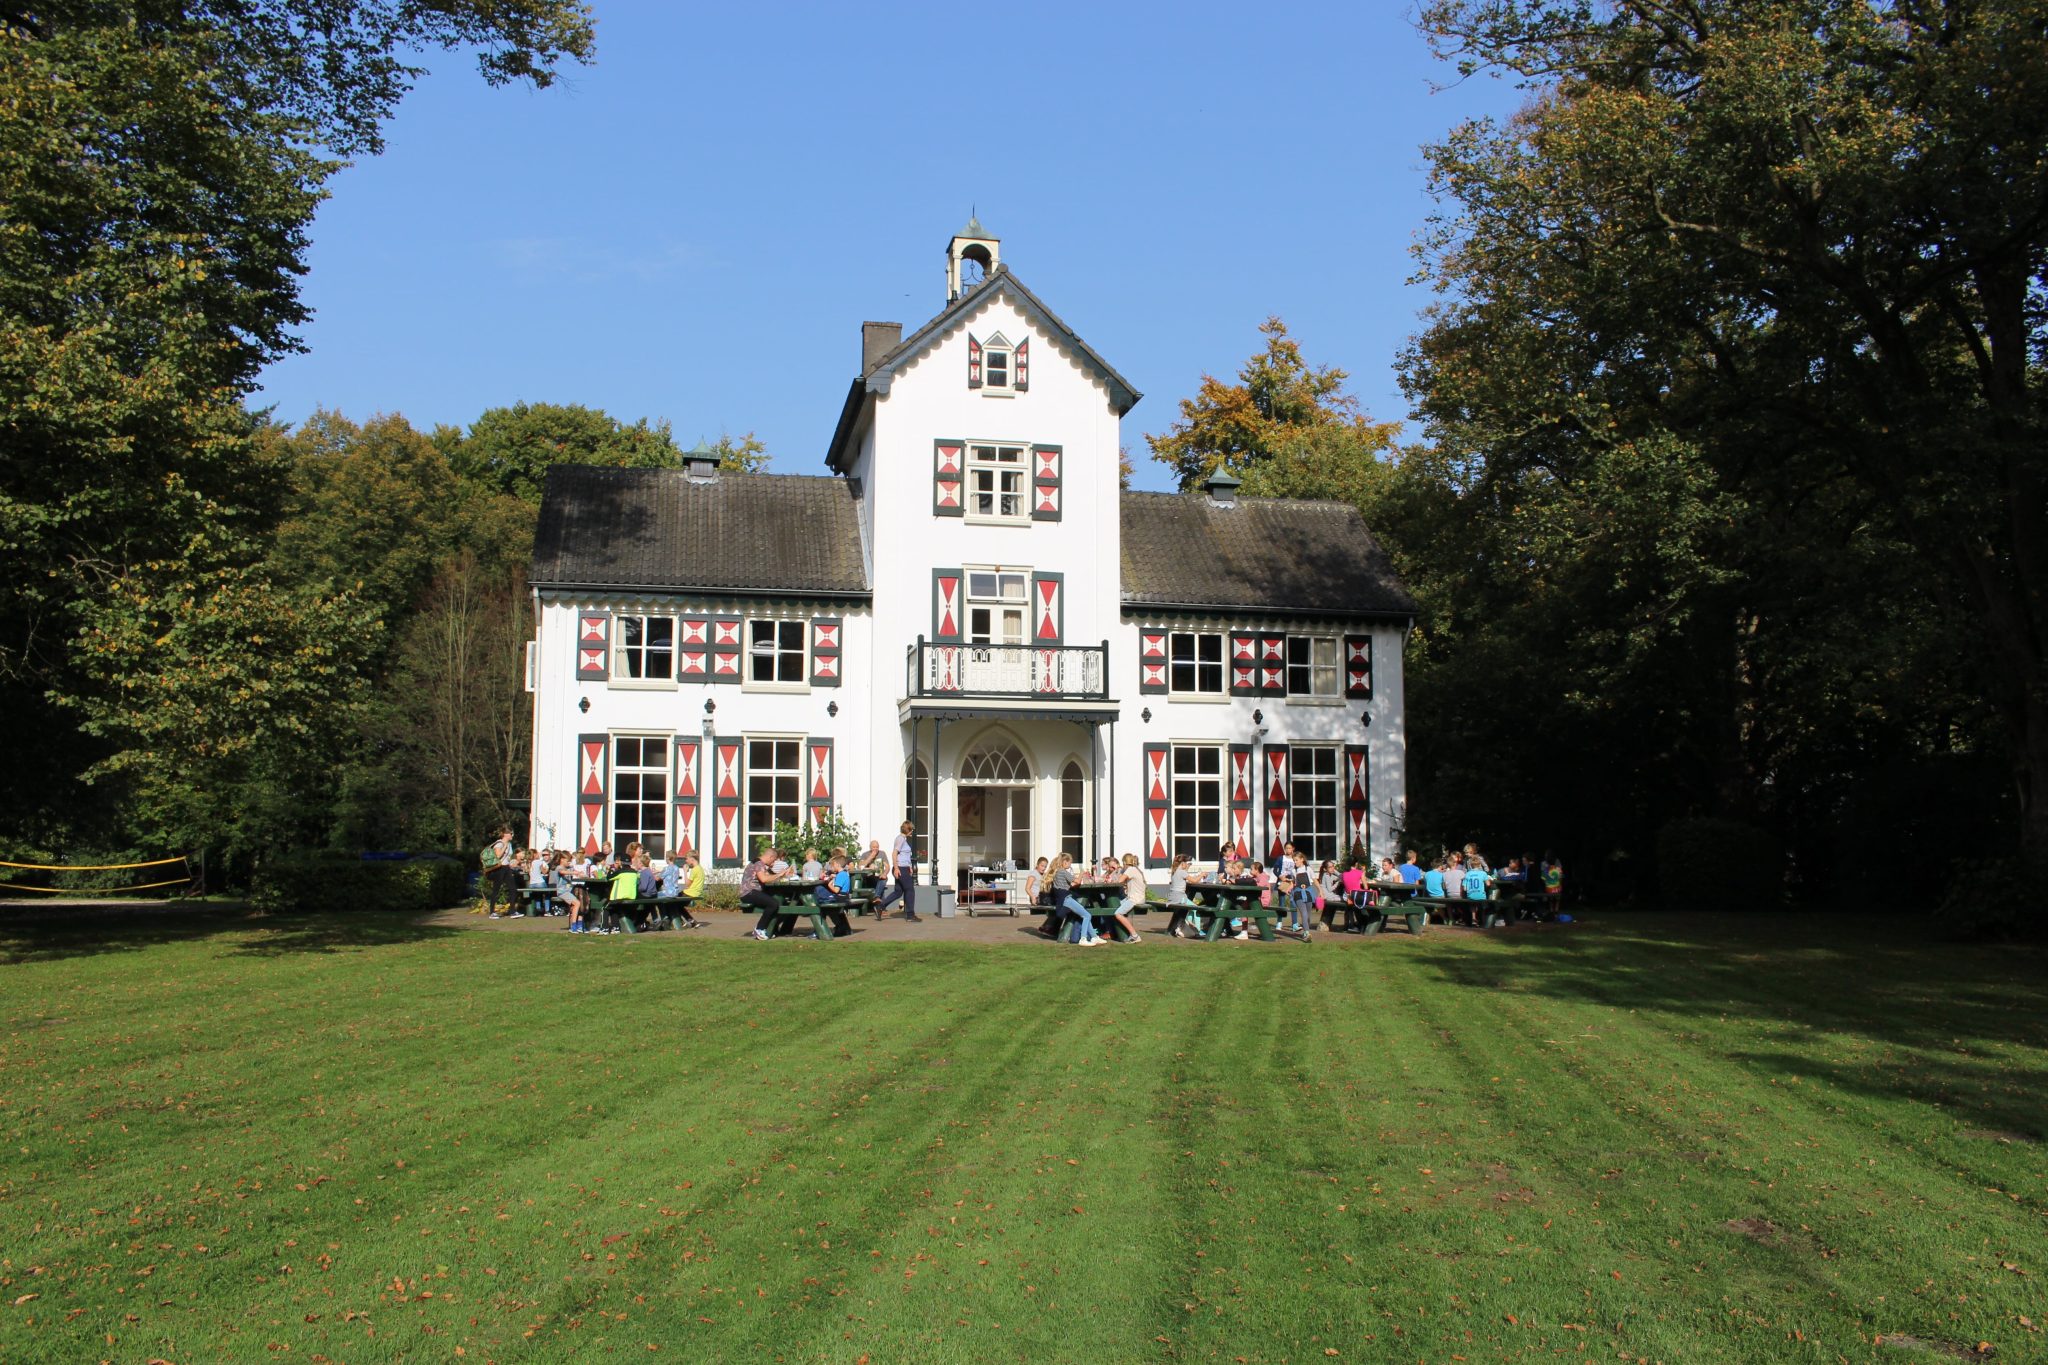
[768,809,862,863]
[251,852,466,914]
[1938,859,2046,941]
[1654,817,1781,910]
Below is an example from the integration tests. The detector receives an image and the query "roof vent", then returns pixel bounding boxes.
[683,440,722,483]
[1203,469,1242,508]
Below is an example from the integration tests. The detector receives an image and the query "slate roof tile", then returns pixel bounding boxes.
[531,466,869,597]
[1118,491,1416,619]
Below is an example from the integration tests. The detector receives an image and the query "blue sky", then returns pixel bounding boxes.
[254,2,1525,494]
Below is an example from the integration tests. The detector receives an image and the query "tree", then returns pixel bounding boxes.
[450,402,686,503]
[1409,1,2048,868]
[711,431,774,474]
[1148,318,1399,493]
[0,2,592,854]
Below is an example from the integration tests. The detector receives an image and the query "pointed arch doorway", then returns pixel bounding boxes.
[957,735,1033,869]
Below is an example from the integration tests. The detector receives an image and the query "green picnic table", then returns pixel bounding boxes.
[1061,880,1139,942]
[1366,879,1429,935]
[758,879,848,939]
[1184,882,1282,941]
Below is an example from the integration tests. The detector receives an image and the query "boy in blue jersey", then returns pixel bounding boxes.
[1420,859,1448,898]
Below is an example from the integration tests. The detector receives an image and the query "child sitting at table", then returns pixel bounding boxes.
[1421,858,1449,899]
[655,855,703,930]
[808,854,854,937]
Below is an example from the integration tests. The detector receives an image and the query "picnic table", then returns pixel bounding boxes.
[1366,879,1429,935]
[845,868,882,918]
[1060,880,1139,942]
[1183,881,1281,941]
[757,878,848,940]
[603,891,699,934]
[518,883,563,918]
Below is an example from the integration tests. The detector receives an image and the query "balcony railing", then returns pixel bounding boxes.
[906,639,1111,700]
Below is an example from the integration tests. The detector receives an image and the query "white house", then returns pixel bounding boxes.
[527,222,1416,882]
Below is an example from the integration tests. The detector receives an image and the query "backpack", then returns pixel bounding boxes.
[479,843,501,869]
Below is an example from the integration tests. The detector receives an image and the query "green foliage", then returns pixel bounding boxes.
[770,810,862,863]
[1654,818,1781,911]
[449,402,685,504]
[249,853,465,914]
[1938,859,2046,943]
[1397,0,2043,884]
[1147,318,1399,492]
[0,1,595,870]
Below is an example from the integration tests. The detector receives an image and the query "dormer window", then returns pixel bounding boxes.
[968,332,1028,395]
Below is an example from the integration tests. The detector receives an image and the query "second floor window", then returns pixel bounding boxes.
[967,570,1027,644]
[967,443,1027,522]
[616,614,674,680]
[1287,635,1339,698]
[748,619,806,684]
[1170,631,1224,696]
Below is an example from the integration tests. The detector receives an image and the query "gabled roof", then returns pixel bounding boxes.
[1119,491,1417,620]
[826,267,1142,471]
[531,466,869,599]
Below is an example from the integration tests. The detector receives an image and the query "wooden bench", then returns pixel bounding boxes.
[1365,898,1429,935]
[1404,896,1517,930]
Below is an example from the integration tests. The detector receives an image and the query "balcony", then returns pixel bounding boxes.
[906,639,1110,700]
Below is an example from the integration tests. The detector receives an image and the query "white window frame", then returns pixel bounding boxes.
[743,734,804,857]
[610,733,671,858]
[611,613,677,688]
[743,617,809,692]
[1169,631,1226,700]
[965,442,1029,524]
[1060,759,1088,864]
[965,567,1029,645]
[1169,743,1223,862]
[981,332,1015,396]
[1289,745,1341,864]
[1286,634,1341,702]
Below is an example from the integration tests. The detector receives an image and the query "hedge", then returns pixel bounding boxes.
[250,853,466,914]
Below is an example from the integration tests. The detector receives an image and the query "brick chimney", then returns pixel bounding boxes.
[862,321,903,374]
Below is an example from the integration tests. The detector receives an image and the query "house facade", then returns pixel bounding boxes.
[527,223,1416,879]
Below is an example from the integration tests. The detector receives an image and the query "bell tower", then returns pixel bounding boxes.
[946,215,1000,302]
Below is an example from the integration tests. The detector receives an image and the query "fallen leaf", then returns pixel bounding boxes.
[13,1293,38,1306]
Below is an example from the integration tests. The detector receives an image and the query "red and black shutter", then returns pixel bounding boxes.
[1345,634,1373,699]
[1228,744,1254,861]
[1030,572,1063,644]
[1260,634,1287,695]
[1264,744,1290,860]
[673,736,700,858]
[576,611,610,681]
[932,569,964,644]
[1143,742,1170,868]
[1344,744,1370,857]
[810,617,842,687]
[807,737,833,822]
[677,616,710,680]
[712,739,743,866]
[1139,628,1168,694]
[711,616,742,681]
[933,439,964,516]
[1229,632,1259,696]
[576,733,608,854]
[967,334,983,388]
[1014,338,1030,391]
[1031,444,1061,521]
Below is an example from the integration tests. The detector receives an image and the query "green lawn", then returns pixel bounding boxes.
[1,913,2043,1364]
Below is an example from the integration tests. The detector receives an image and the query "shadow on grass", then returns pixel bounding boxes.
[0,907,463,965]
[1429,910,2048,1139]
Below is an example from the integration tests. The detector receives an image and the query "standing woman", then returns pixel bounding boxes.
[874,821,921,922]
